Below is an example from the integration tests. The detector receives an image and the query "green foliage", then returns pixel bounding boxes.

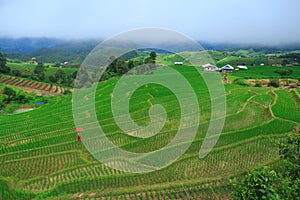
[144,51,157,64]
[48,75,58,83]
[144,56,154,64]
[4,102,20,113]
[0,85,42,112]
[279,132,300,176]
[279,52,300,60]
[233,131,300,200]
[0,94,8,109]
[14,94,32,104]
[104,51,156,79]
[33,62,46,81]
[276,131,300,199]
[128,60,134,69]
[115,59,128,75]
[0,51,11,74]
[274,68,293,77]
[63,89,72,95]
[255,82,262,87]
[100,71,114,81]
[54,70,66,84]
[233,167,280,200]
[118,50,139,61]
[3,87,16,99]
[268,79,280,87]
[150,51,157,61]
[12,69,22,76]
[233,78,249,86]
[33,62,45,74]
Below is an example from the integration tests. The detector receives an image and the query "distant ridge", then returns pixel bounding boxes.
[199,41,300,52]
[1,37,300,63]
[2,38,100,63]
[0,37,64,53]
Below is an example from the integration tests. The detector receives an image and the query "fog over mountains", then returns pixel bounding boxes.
[1,37,300,63]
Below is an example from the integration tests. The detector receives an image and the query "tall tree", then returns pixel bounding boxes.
[55,70,66,84]
[150,51,157,61]
[48,75,58,84]
[108,56,117,73]
[3,87,16,102]
[128,60,134,69]
[0,51,11,74]
[33,62,46,81]
[144,51,157,64]
[116,60,128,75]
[34,62,45,74]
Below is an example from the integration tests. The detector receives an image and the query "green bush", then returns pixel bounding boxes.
[274,68,293,77]
[3,87,16,99]
[233,131,300,200]
[255,81,262,87]
[232,167,280,200]
[233,78,249,86]
[0,94,8,109]
[63,90,72,95]
[12,69,22,76]
[268,79,280,87]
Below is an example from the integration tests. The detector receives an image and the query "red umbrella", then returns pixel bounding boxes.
[75,128,83,141]
[75,127,83,133]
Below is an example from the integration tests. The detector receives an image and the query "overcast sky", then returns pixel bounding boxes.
[0,0,299,44]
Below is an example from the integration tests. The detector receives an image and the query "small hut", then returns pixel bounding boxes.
[174,62,183,66]
[236,65,248,70]
[219,64,234,72]
[202,63,218,72]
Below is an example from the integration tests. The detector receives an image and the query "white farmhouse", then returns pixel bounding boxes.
[202,63,218,72]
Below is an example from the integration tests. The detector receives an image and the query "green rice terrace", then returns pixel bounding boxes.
[0,64,299,199]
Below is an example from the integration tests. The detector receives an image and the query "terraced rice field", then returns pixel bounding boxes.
[0,76,65,96]
[0,66,299,199]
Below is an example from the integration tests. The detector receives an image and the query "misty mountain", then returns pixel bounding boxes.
[1,37,300,64]
[199,41,300,52]
[4,39,100,63]
[0,37,64,53]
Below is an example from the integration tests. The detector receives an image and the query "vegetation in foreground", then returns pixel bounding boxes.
[233,131,300,199]
[0,63,299,199]
[0,48,300,199]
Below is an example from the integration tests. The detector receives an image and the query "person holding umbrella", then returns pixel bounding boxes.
[75,127,83,141]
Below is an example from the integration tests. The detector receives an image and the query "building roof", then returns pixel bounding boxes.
[237,65,248,69]
[202,63,217,68]
[221,64,234,70]
[174,62,183,65]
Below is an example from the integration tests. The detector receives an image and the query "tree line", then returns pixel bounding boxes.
[75,51,157,88]
[0,50,76,87]
[1,50,158,89]
[0,86,35,110]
